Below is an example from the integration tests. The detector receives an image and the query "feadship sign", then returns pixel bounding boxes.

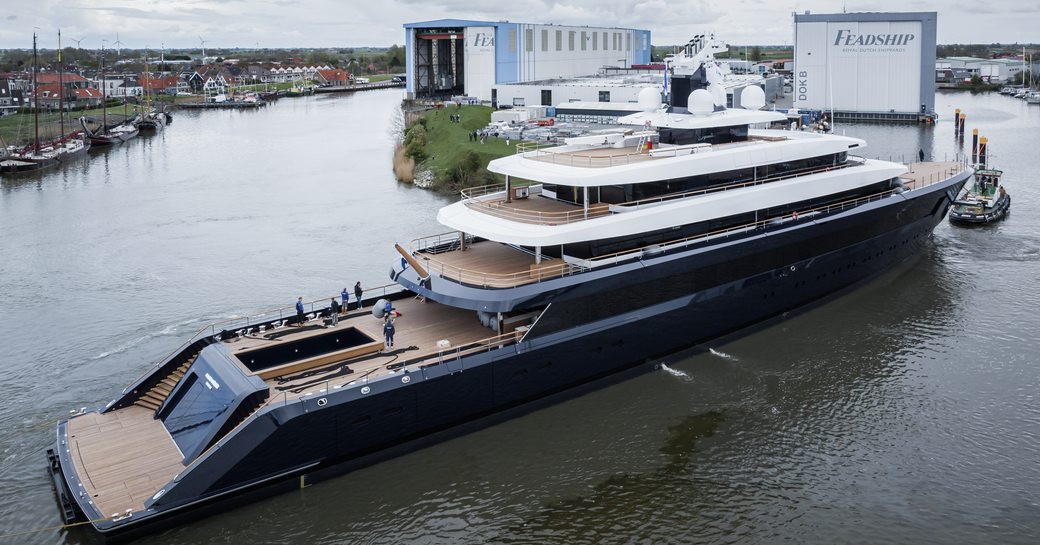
[833,29,916,52]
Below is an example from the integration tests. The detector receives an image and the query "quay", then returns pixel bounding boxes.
[179,101,268,110]
[314,80,405,94]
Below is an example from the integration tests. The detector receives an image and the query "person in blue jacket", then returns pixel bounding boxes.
[295,297,305,326]
[341,287,349,311]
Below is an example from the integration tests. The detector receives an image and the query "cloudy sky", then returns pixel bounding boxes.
[0,0,1034,50]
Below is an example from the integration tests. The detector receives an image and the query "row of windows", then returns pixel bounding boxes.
[512,28,643,53]
[553,177,893,260]
[543,152,849,208]
[532,193,939,335]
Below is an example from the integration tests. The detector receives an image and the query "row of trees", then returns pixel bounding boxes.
[0,45,409,74]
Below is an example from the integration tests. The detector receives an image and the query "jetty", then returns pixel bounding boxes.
[313,80,405,94]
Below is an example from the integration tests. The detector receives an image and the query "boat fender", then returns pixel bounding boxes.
[373,299,389,319]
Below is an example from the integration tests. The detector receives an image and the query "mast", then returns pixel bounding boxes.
[58,29,65,138]
[101,46,107,132]
[32,31,40,154]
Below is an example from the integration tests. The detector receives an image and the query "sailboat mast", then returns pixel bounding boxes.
[33,32,40,154]
[58,29,65,139]
[101,46,107,131]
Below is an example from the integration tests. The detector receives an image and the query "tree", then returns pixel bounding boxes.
[750,46,762,62]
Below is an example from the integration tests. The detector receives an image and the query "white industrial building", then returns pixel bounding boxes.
[403,19,651,102]
[794,11,937,121]
[936,57,1027,83]
[492,72,783,111]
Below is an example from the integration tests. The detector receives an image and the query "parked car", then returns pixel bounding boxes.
[354,77,369,84]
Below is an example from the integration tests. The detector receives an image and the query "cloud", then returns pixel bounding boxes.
[0,0,1035,48]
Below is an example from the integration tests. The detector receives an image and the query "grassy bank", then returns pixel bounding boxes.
[0,105,138,146]
[405,105,516,191]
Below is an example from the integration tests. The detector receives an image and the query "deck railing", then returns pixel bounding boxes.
[515,140,651,168]
[121,283,403,391]
[417,252,585,289]
[616,158,865,210]
[460,183,609,225]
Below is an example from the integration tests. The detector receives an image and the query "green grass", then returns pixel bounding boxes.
[366,74,394,82]
[0,105,138,145]
[418,105,516,188]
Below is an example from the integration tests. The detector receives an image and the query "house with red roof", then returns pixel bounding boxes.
[137,74,182,95]
[315,69,351,86]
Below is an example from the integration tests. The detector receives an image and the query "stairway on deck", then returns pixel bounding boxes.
[134,353,198,412]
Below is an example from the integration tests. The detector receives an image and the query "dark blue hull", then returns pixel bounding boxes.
[57,171,968,540]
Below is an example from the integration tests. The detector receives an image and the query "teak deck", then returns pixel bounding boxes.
[66,406,184,517]
[226,297,496,392]
[901,161,963,190]
[63,298,505,518]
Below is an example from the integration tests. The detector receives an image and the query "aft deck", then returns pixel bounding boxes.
[412,238,580,288]
[66,406,184,517]
[224,296,511,395]
[63,296,522,518]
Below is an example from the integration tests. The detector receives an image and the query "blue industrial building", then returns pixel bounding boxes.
[404,19,651,102]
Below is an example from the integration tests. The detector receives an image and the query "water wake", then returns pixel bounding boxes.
[660,363,691,381]
[709,348,739,361]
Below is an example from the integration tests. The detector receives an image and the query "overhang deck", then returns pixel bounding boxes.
[414,240,578,288]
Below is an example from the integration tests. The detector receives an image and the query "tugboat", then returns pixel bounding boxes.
[950,168,1010,225]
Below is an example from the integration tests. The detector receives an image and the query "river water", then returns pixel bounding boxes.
[1,90,1037,544]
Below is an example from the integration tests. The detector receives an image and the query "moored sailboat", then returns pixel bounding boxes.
[0,32,90,174]
[80,46,139,147]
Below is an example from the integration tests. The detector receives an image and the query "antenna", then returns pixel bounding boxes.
[113,32,124,56]
[199,35,208,60]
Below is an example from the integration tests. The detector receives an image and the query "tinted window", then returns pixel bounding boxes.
[163,373,236,456]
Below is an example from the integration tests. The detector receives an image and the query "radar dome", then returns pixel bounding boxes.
[687,89,714,115]
[637,87,662,111]
[740,85,766,110]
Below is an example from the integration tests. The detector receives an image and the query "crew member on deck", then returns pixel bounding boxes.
[354,281,363,309]
[341,287,349,311]
[329,298,340,326]
[383,319,396,350]
[296,297,305,326]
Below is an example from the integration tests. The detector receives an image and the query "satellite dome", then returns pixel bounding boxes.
[740,85,766,110]
[687,89,714,115]
[637,87,662,112]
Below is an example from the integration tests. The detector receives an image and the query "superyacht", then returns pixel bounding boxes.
[48,36,970,539]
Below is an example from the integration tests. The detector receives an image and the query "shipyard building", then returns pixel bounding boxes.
[403,19,651,102]
[794,11,937,121]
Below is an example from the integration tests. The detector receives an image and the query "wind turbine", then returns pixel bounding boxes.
[71,37,84,48]
[199,35,208,60]
[113,32,124,56]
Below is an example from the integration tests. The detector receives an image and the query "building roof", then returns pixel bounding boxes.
[317,69,350,82]
[403,18,648,31]
[794,11,936,23]
[36,73,88,84]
